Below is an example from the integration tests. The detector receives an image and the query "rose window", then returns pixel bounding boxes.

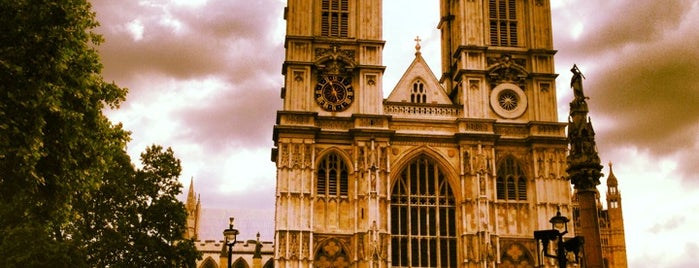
[498,90,519,111]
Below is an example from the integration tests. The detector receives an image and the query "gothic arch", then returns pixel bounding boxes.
[389,151,460,267]
[315,147,354,172]
[496,154,531,177]
[314,238,351,268]
[199,257,218,268]
[496,154,529,201]
[232,257,249,268]
[390,146,460,200]
[315,148,353,197]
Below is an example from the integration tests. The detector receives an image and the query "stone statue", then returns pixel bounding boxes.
[570,64,587,102]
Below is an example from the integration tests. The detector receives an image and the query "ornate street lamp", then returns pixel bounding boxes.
[534,207,584,268]
[223,217,239,268]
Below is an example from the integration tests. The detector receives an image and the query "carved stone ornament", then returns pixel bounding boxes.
[314,239,350,268]
[486,55,528,88]
[315,44,356,76]
[500,243,535,268]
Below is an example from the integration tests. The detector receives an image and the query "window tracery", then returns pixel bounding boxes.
[496,156,527,201]
[317,152,349,197]
[390,156,457,267]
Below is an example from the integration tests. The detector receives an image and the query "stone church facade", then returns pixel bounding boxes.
[182,2,628,267]
[271,0,581,267]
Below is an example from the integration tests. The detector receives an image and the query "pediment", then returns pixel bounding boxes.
[386,53,451,105]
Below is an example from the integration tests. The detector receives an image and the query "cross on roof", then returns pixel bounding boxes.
[414,36,422,54]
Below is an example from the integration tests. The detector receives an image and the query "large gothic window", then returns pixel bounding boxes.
[496,156,527,201]
[321,0,349,37]
[390,156,457,267]
[317,152,349,197]
[488,0,519,47]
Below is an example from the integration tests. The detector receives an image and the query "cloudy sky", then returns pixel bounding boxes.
[92,0,699,267]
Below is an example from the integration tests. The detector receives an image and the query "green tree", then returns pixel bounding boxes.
[0,0,128,266]
[80,145,199,267]
[0,1,198,266]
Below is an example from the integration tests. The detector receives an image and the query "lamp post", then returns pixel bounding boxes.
[223,217,239,268]
[534,207,584,268]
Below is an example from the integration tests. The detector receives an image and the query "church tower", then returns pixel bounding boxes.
[273,0,387,267]
[601,163,628,268]
[439,0,558,121]
[273,0,571,267]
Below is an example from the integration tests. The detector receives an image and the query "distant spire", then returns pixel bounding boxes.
[186,177,196,207]
[414,36,422,55]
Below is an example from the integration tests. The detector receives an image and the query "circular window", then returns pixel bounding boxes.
[498,90,519,111]
[490,83,527,119]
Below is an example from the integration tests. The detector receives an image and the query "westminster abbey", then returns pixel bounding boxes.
[263,0,628,268]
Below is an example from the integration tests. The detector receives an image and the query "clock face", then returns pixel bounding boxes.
[315,75,354,111]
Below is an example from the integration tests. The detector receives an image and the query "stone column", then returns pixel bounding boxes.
[566,65,604,268]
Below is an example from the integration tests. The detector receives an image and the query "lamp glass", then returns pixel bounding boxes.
[223,217,239,245]
[553,221,565,232]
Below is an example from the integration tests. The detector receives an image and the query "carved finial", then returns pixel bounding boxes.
[414,36,422,55]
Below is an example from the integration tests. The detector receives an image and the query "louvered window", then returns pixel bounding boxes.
[496,156,527,201]
[489,0,518,47]
[317,152,348,197]
[391,156,457,267]
[321,0,349,37]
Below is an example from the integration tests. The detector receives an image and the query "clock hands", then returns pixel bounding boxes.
[316,75,353,111]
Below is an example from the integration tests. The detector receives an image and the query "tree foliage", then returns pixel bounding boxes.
[0,1,198,266]
[80,145,200,268]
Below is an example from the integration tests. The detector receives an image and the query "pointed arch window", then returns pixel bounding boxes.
[317,152,349,197]
[488,0,519,47]
[411,80,427,103]
[496,156,527,201]
[233,258,249,268]
[390,156,457,267]
[321,0,349,37]
[201,257,218,268]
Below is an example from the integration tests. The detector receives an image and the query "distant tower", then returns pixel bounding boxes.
[566,65,604,267]
[184,177,201,240]
[572,162,629,268]
[601,163,628,267]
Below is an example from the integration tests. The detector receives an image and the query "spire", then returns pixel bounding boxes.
[186,177,196,208]
[607,162,618,187]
